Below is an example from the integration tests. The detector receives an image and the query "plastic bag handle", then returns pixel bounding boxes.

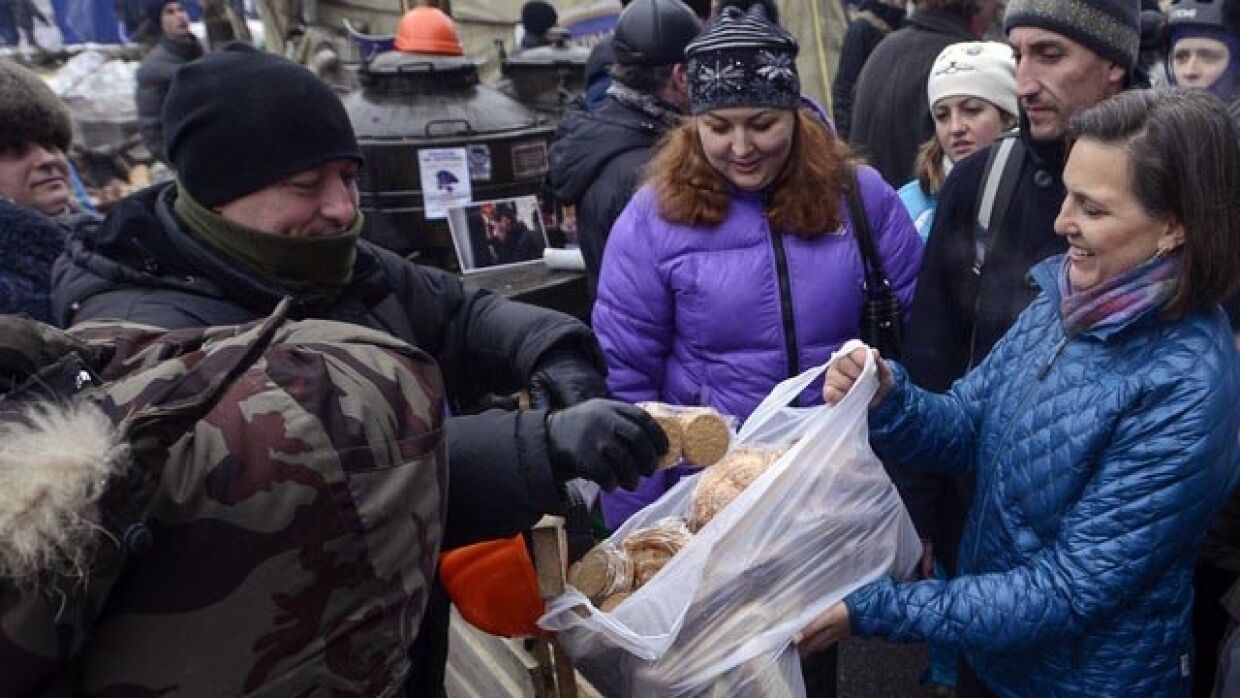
[738,339,877,441]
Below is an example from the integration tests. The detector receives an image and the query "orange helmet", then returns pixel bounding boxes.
[394,6,465,56]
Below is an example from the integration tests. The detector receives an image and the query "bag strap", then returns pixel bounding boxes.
[971,131,1024,275]
[846,168,887,293]
[855,9,893,35]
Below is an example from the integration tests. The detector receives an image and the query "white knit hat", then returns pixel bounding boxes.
[926,42,1019,118]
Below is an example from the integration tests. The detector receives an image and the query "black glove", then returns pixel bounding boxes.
[528,349,609,410]
[0,316,96,390]
[546,399,669,492]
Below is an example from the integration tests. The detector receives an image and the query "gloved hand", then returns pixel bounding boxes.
[528,349,609,410]
[0,316,95,389]
[546,399,669,492]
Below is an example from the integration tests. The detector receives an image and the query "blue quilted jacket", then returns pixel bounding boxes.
[846,256,1240,697]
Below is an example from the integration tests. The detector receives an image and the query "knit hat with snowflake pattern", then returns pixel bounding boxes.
[684,3,799,115]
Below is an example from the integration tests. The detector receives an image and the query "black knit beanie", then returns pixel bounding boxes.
[0,61,71,154]
[1004,0,1141,70]
[684,4,799,115]
[163,44,362,208]
[146,0,177,36]
[521,1,558,35]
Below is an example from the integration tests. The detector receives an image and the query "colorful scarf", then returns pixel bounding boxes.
[1058,252,1179,337]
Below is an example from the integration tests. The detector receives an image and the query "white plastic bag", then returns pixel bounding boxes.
[539,341,922,696]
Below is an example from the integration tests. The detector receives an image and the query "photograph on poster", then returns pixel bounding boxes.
[447,195,548,272]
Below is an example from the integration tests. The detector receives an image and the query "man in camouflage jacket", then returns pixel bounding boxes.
[0,305,447,696]
[47,45,668,694]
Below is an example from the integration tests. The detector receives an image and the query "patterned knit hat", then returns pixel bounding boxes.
[1004,0,1142,70]
[684,4,799,115]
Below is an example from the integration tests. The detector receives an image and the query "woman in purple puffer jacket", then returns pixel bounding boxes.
[592,4,924,529]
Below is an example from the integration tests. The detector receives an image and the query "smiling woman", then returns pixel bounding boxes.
[591,3,924,530]
[803,87,1240,698]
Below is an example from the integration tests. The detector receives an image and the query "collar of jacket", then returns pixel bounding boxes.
[907,7,976,41]
[861,0,907,28]
[150,184,388,318]
[601,89,683,132]
[1016,113,1068,178]
[159,34,204,61]
[1030,255,1166,342]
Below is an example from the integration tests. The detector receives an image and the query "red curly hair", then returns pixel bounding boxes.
[646,109,858,238]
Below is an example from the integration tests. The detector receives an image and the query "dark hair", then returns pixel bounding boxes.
[919,0,981,15]
[684,0,712,20]
[609,62,676,93]
[647,108,858,237]
[713,0,779,24]
[1069,87,1240,317]
[493,201,519,225]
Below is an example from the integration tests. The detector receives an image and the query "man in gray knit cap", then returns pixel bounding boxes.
[886,5,1141,688]
[903,0,1141,393]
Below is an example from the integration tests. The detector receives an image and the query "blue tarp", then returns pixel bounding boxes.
[50,0,199,45]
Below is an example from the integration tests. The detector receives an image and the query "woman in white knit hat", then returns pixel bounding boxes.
[898,42,1018,240]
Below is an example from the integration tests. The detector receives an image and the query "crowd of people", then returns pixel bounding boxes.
[1,0,1239,696]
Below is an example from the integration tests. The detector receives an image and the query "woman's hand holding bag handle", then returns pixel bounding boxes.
[823,345,894,408]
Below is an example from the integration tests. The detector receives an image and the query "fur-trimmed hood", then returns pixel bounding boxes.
[0,400,126,583]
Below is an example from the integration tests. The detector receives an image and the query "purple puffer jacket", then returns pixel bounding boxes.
[593,165,923,528]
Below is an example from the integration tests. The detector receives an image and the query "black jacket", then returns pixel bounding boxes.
[888,123,1067,570]
[548,96,671,299]
[135,36,203,163]
[848,8,975,186]
[831,0,905,140]
[51,183,602,551]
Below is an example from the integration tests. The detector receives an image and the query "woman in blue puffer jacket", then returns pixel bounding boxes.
[798,88,1240,697]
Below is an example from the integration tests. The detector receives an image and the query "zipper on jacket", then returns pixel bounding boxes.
[765,196,800,384]
[1036,335,1071,381]
[970,329,1067,565]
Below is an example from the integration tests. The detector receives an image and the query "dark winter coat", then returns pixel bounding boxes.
[52,183,600,550]
[1205,487,1240,575]
[0,312,449,697]
[51,183,606,692]
[894,125,1067,569]
[548,95,673,299]
[831,0,906,140]
[135,35,203,163]
[850,256,1240,697]
[849,7,975,185]
[0,199,66,323]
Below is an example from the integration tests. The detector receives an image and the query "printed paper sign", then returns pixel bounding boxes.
[418,147,472,219]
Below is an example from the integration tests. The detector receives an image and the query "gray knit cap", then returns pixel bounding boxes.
[684,4,799,115]
[1004,0,1142,70]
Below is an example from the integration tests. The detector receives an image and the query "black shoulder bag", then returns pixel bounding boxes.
[846,169,905,361]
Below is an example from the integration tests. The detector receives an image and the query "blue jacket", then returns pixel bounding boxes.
[896,179,936,242]
[847,256,1240,697]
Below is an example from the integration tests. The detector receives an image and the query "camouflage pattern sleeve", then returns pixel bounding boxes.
[0,315,447,697]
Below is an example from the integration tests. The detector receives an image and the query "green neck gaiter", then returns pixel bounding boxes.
[174,182,362,298]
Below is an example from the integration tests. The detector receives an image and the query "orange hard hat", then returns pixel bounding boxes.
[394,6,465,56]
[439,534,547,638]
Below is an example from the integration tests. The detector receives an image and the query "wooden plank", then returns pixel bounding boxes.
[530,516,568,599]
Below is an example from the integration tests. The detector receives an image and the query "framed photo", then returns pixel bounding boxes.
[447,195,549,273]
